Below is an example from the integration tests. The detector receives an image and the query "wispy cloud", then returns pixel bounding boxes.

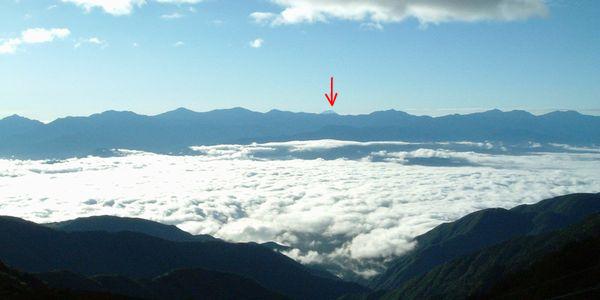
[74,37,107,49]
[155,0,202,3]
[173,41,185,47]
[1,28,70,54]
[161,12,183,19]
[360,22,383,31]
[250,12,276,25]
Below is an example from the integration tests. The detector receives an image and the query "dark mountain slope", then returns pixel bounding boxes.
[0,260,130,299]
[483,235,600,299]
[0,216,367,300]
[370,193,600,290]
[46,215,322,279]
[37,267,287,300]
[382,213,600,299]
[45,215,217,242]
[1,108,599,159]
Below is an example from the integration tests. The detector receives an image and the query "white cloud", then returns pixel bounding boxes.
[250,12,277,25]
[173,41,184,47]
[0,39,22,54]
[360,22,383,31]
[1,140,599,278]
[252,0,548,26]
[155,0,202,3]
[61,0,202,15]
[249,38,264,48]
[88,37,103,44]
[21,28,70,43]
[161,12,183,19]
[74,36,107,49]
[61,0,146,15]
[0,28,70,55]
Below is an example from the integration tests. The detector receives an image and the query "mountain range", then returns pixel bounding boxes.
[1,108,599,159]
[1,193,599,299]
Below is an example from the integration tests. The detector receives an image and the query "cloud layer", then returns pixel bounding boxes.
[1,140,598,279]
[252,0,548,26]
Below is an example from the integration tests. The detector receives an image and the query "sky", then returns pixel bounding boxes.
[0,0,598,121]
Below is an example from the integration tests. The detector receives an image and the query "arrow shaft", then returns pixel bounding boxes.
[330,77,334,98]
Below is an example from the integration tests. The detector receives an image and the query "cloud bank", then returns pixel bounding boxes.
[252,0,548,26]
[1,140,598,279]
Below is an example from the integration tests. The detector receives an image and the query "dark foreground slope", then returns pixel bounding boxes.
[382,213,600,299]
[483,233,600,299]
[37,267,287,300]
[45,215,299,262]
[0,261,131,299]
[0,217,367,300]
[1,108,599,159]
[370,193,600,290]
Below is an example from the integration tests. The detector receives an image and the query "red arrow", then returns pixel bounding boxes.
[324,76,338,107]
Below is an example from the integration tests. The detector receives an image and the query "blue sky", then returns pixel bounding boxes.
[0,0,598,121]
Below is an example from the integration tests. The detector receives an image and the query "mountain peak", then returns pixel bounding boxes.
[482,108,503,115]
[173,107,195,113]
[321,110,338,115]
[1,114,33,122]
[542,110,583,117]
[93,110,139,118]
[157,107,198,119]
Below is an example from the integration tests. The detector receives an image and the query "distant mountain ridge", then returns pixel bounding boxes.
[1,108,599,159]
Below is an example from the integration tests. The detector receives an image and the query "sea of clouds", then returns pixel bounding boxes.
[1,140,599,279]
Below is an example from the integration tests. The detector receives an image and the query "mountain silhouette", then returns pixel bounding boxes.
[36,267,288,300]
[0,260,131,299]
[45,215,217,242]
[370,193,600,290]
[378,213,600,299]
[1,108,599,159]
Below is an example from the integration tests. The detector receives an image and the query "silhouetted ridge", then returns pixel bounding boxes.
[46,215,217,242]
[370,193,600,290]
[0,216,368,300]
[381,213,600,299]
